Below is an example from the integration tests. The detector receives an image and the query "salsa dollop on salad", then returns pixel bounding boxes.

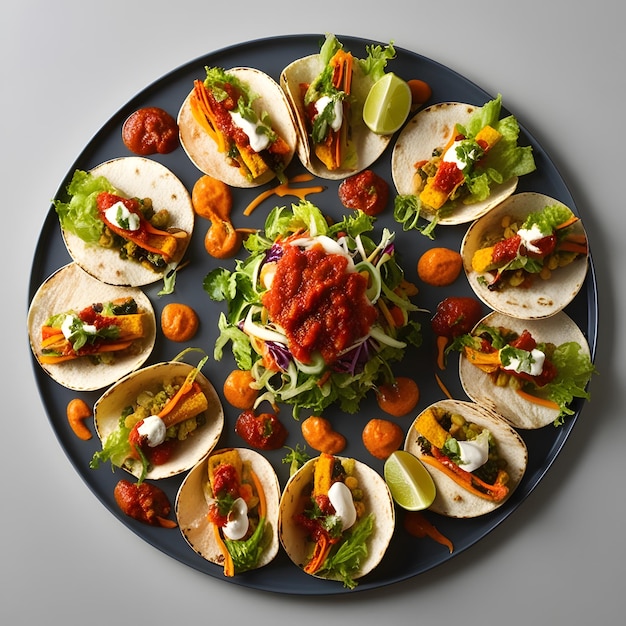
[204,200,422,417]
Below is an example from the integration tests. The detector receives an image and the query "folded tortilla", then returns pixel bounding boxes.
[461,192,589,319]
[280,54,391,180]
[405,399,527,518]
[27,262,156,391]
[458,311,592,429]
[175,447,281,573]
[278,455,395,583]
[178,67,298,188]
[60,156,194,287]
[391,101,518,225]
[93,360,224,480]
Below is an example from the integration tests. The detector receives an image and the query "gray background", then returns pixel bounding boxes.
[4,0,624,623]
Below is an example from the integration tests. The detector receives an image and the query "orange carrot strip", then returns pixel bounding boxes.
[558,241,588,255]
[243,176,325,216]
[436,335,448,370]
[304,534,332,574]
[157,375,197,420]
[213,523,235,577]
[422,452,509,502]
[555,215,580,230]
[515,389,561,410]
[39,340,134,364]
[249,469,267,520]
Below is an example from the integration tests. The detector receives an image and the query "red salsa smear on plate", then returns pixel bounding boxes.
[262,244,377,364]
[122,106,179,155]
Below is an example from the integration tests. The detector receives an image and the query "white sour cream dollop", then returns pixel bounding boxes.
[230,111,271,153]
[104,200,141,231]
[223,497,249,540]
[137,415,167,448]
[328,481,357,530]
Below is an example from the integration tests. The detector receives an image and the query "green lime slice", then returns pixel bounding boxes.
[384,450,436,511]
[362,72,412,135]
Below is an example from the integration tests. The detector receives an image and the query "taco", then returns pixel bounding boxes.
[450,311,596,429]
[177,66,298,188]
[176,447,280,576]
[280,34,394,180]
[461,192,589,319]
[54,156,194,287]
[405,399,527,518]
[27,262,156,391]
[90,358,224,480]
[278,453,395,589]
[391,95,536,227]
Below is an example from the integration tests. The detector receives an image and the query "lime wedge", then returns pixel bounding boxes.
[384,450,436,511]
[362,72,412,135]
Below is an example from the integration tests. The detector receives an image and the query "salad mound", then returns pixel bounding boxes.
[204,200,422,418]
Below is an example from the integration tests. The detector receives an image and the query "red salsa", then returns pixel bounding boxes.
[431,296,483,338]
[261,243,378,364]
[122,106,179,155]
[113,479,175,526]
[338,169,389,216]
[235,410,288,450]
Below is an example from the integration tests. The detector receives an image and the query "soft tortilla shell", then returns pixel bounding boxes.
[61,156,194,287]
[461,192,589,319]
[178,67,298,188]
[458,311,591,429]
[93,361,224,480]
[27,262,156,391]
[405,399,528,518]
[279,55,391,180]
[175,447,280,571]
[278,456,395,582]
[391,101,518,225]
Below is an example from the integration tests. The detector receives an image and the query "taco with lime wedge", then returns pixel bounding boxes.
[450,311,596,429]
[461,192,588,319]
[405,399,527,518]
[280,34,395,179]
[27,262,156,391]
[176,447,280,576]
[54,156,194,287]
[392,95,536,230]
[177,66,298,187]
[90,358,224,481]
[278,453,395,589]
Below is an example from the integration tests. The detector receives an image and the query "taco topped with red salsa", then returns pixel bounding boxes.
[54,157,194,287]
[461,192,589,319]
[392,95,536,232]
[178,66,298,187]
[27,262,156,391]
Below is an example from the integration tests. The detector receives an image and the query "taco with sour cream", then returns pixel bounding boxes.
[392,95,536,230]
[176,447,281,577]
[450,311,596,429]
[280,33,395,179]
[461,192,589,319]
[178,66,298,188]
[54,156,194,287]
[90,358,224,481]
[278,453,395,589]
[27,262,156,391]
[405,399,527,518]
